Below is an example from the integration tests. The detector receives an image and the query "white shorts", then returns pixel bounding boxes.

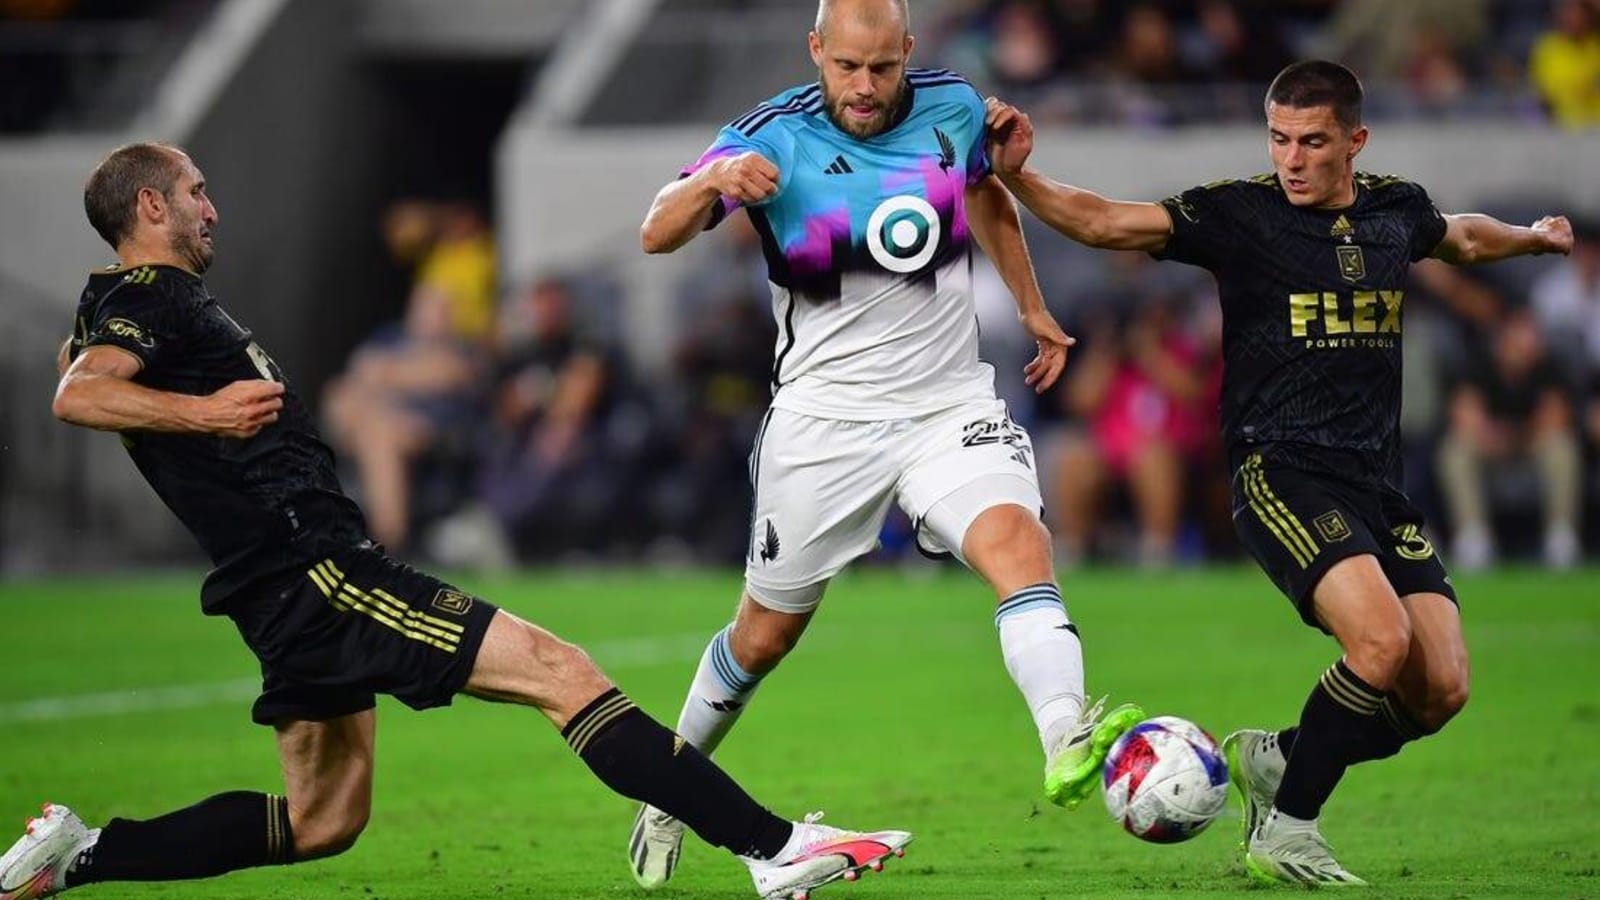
[743,398,1043,613]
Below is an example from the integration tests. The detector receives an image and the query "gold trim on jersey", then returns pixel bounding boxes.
[94,261,201,278]
[307,559,464,653]
[1241,454,1318,568]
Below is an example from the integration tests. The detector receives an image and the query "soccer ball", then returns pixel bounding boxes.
[1101,716,1229,843]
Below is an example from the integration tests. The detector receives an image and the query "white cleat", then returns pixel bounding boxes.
[742,812,911,900]
[628,803,686,889]
[0,805,91,900]
[1223,729,1286,847]
[1245,811,1367,887]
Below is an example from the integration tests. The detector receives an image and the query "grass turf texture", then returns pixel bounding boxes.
[1,566,1596,899]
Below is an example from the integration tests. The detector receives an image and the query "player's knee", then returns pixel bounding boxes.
[965,505,1050,569]
[730,621,799,673]
[532,628,605,688]
[1347,623,1411,688]
[294,802,370,861]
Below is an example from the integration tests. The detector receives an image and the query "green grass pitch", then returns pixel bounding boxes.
[2,565,1597,898]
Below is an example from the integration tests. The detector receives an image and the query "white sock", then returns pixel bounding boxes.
[994,583,1085,759]
[675,625,764,755]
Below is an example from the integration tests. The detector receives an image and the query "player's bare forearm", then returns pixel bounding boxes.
[56,338,72,376]
[54,369,209,433]
[965,176,1047,316]
[54,346,283,438]
[639,173,722,254]
[1434,213,1573,264]
[998,168,1171,252]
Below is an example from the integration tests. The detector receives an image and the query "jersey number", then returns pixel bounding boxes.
[245,341,280,382]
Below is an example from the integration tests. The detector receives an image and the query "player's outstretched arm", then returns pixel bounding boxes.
[1431,213,1573,265]
[54,345,284,438]
[984,98,1172,253]
[966,174,1075,392]
[640,151,779,254]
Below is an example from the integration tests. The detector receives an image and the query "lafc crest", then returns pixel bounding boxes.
[1336,245,1366,282]
[1332,214,1364,282]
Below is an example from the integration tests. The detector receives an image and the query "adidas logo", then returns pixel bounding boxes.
[823,155,854,175]
[1330,215,1354,238]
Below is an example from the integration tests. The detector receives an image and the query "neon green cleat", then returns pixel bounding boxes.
[1043,698,1146,809]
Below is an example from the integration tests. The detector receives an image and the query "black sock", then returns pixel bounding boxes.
[1275,693,1428,764]
[562,688,792,859]
[68,792,293,885]
[1273,660,1386,821]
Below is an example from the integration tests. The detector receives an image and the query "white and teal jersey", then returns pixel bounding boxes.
[683,68,998,420]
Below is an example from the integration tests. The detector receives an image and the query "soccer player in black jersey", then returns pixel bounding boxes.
[982,62,1573,885]
[0,143,911,900]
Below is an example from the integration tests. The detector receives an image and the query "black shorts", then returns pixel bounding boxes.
[1230,450,1456,631]
[224,545,498,725]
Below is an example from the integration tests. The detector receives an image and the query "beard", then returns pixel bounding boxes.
[821,78,906,139]
[168,207,214,273]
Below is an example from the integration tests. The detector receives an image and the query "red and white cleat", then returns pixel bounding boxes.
[742,812,912,900]
[0,805,92,900]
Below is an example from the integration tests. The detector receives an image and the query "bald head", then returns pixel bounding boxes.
[815,0,909,42]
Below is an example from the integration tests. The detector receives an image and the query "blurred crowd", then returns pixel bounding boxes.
[5,0,1600,132]
[923,0,1600,127]
[323,203,778,569]
[329,202,1600,572]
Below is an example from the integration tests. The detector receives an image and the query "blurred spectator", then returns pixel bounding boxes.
[1436,309,1582,570]
[322,285,485,552]
[1530,216,1600,375]
[1046,286,1222,568]
[673,209,768,320]
[985,0,1063,90]
[1104,3,1209,126]
[932,0,1069,96]
[1116,3,1193,85]
[1318,0,1488,82]
[1405,25,1471,110]
[1528,0,1600,128]
[1191,0,1293,84]
[381,200,497,342]
[473,276,617,560]
[651,285,778,561]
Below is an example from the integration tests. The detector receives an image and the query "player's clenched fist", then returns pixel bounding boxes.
[984,97,1034,176]
[706,151,780,204]
[1531,215,1573,255]
[203,378,285,438]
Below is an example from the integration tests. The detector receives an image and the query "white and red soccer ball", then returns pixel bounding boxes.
[1101,716,1229,843]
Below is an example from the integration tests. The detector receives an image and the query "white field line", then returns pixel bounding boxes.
[0,631,715,725]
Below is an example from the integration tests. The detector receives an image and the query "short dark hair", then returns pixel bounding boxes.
[1265,61,1363,131]
[83,142,187,248]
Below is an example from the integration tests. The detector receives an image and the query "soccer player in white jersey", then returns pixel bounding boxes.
[624,0,1143,888]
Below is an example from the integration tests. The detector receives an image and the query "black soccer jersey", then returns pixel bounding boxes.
[70,264,367,611]
[1152,172,1447,484]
